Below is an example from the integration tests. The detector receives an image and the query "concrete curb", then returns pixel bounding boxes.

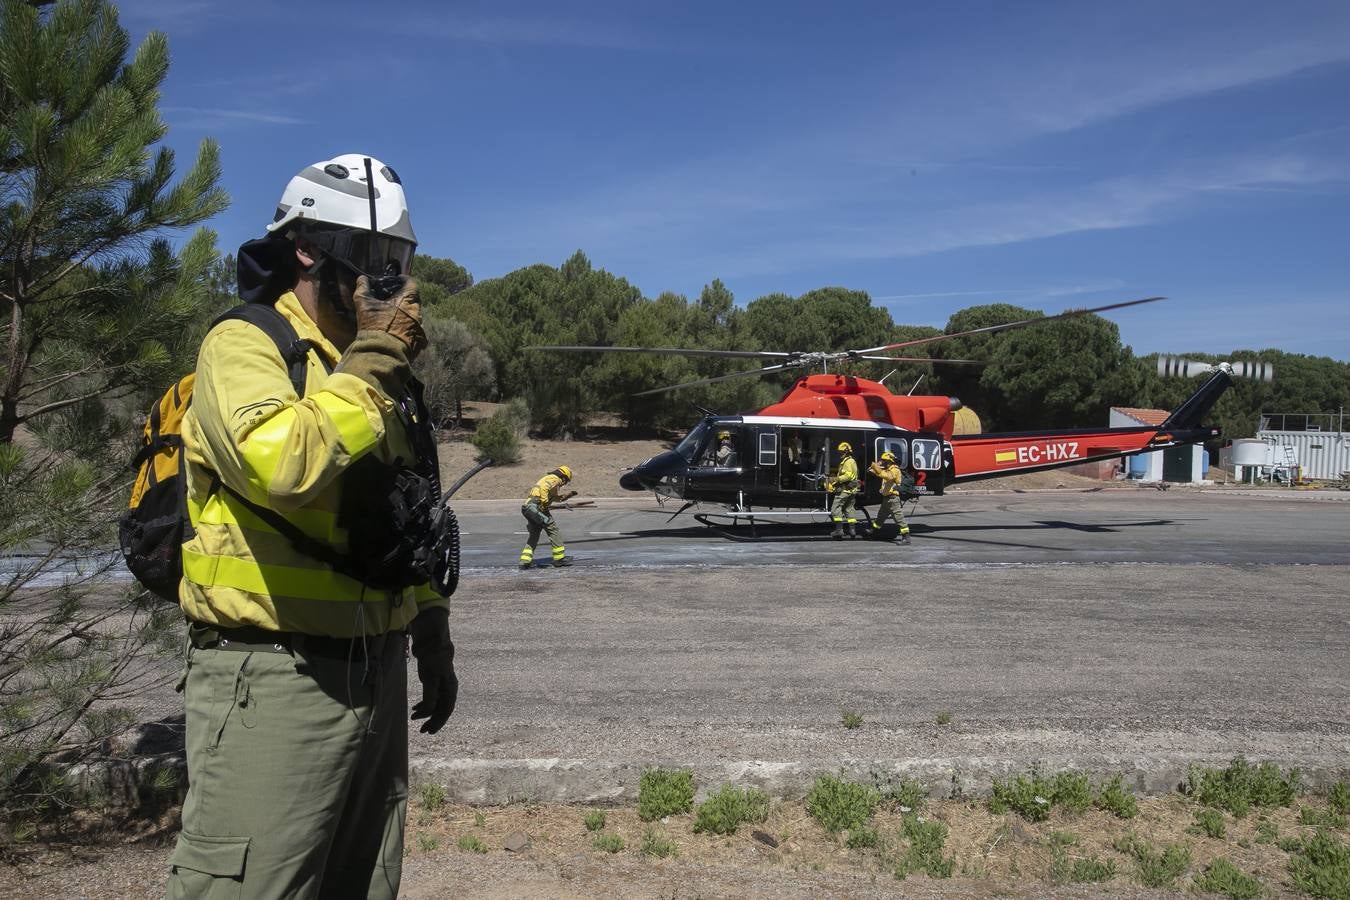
[62,750,1348,810]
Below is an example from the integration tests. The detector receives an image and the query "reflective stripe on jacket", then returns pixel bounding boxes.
[870,461,902,496]
[527,473,566,511]
[179,291,445,636]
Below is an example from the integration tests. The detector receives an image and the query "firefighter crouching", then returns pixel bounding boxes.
[827,441,861,539]
[868,451,913,544]
[521,465,577,568]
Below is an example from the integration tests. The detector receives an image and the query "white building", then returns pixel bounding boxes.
[1110,407,1206,483]
[1239,412,1350,482]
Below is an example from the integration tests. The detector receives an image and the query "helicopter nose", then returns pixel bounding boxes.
[619,451,685,491]
[619,467,646,491]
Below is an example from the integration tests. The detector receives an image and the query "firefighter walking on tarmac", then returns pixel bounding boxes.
[520,465,577,568]
[868,451,913,544]
[827,442,861,539]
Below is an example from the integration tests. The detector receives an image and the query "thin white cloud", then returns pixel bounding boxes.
[386,13,654,51]
[162,107,311,127]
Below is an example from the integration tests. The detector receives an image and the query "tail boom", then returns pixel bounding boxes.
[950,424,1217,483]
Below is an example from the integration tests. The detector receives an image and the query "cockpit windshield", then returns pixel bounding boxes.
[673,422,710,463]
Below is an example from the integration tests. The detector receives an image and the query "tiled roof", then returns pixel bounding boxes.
[1112,407,1170,426]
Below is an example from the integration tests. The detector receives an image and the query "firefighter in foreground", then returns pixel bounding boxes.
[827,441,861,539]
[868,450,913,544]
[520,465,577,568]
[170,155,455,898]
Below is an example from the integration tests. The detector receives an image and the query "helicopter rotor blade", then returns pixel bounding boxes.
[854,355,986,364]
[527,345,793,360]
[632,363,796,397]
[853,296,1165,356]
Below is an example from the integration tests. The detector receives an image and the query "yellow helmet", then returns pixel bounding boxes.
[556,465,573,481]
[717,430,731,440]
[880,451,896,463]
[836,442,852,453]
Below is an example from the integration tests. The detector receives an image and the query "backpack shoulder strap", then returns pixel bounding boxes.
[212,303,330,398]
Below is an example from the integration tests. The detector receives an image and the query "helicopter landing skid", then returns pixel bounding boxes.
[692,507,874,539]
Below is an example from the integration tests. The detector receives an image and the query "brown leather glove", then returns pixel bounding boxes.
[353,275,427,359]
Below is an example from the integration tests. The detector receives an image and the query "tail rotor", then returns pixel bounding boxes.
[1157,357,1273,382]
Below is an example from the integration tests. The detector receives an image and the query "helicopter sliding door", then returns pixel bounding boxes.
[873,433,948,496]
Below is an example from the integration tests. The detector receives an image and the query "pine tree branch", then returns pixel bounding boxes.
[17,387,113,422]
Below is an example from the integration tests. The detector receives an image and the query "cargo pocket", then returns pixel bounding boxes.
[167,831,250,900]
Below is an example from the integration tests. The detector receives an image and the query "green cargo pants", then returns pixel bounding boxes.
[871,494,911,537]
[167,631,408,900]
[520,499,565,565]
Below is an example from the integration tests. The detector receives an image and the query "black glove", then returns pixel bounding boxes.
[408,606,458,734]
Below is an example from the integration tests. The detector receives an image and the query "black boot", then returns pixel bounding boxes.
[899,533,912,545]
[830,525,843,540]
[553,557,574,567]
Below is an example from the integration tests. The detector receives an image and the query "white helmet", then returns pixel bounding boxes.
[266,154,417,277]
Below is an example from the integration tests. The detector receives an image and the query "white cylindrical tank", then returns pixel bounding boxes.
[1232,438,1273,467]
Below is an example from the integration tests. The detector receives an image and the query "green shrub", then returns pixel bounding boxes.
[1184,756,1300,817]
[583,810,607,832]
[1301,807,1349,830]
[692,785,770,836]
[1094,775,1139,819]
[1193,858,1263,899]
[1288,830,1350,899]
[470,412,521,463]
[1050,772,1092,814]
[806,774,880,835]
[894,815,955,879]
[593,833,625,854]
[456,834,487,854]
[935,710,952,726]
[1256,819,1279,845]
[840,709,863,729]
[1195,808,1226,839]
[988,773,1054,822]
[417,834,440,852]
[1048,830,1079,847]
[870,774,927,812]
[845,826,879,849]
[637,768,695,822]
[1330,781,1350,816]
[1123,838,1191,888]
[639,828,677,858]
[419,783,446,811]
[1049,849,1116,885]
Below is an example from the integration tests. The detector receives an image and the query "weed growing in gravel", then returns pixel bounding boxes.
[806,774,881,835]
[1093,775,1139,819]
[840,709,863,729]
[845,826,880,849]
[1287,830,1350,898]
[1256,819,1279,844]
[1300,807,1349,830]
[693,785,770,836]
[1330,781,1350,816]
[893,815,955,879]
[417,835,440,853]
[935,710,953,726]
[419,783,446,811]
[473,811,486,828]
[456,834,487,854]
[1116,834,1191,888]
[1194,808,1226,839]
[1048,830,1079,847]
[869,774,928,812]
[637,768,695,821]
[1184,756,1300,816]
[639,828,677,858]
[1048,848,1116,885]
[583,810,607,832]
[1193,857,1262,899]
[593,833,625,854]
[991,769,1097,822]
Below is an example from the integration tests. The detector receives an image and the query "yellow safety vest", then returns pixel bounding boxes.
[870,462,902,496]
[527,473,566,511]
[179,292,445,637]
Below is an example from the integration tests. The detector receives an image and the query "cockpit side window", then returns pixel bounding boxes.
[674,422,709,463]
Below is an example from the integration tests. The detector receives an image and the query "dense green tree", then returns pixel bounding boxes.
[415,313,495,428]
[411,254,472,306]
[0,0,227,827]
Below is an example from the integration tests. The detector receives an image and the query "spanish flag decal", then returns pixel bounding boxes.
[994,449,1018,464]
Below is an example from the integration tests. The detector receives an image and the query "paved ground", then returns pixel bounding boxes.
[93,489,1350,803]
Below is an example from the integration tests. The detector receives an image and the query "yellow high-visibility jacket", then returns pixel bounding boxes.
[869,461,902,496]
[830,456,860,494]
[527,473,567,511]
[179,292,446,637]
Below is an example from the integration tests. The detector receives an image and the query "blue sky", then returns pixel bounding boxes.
[124,0,1350,360]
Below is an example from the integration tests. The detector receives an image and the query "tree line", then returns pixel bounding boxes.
[413,251,1350,443]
